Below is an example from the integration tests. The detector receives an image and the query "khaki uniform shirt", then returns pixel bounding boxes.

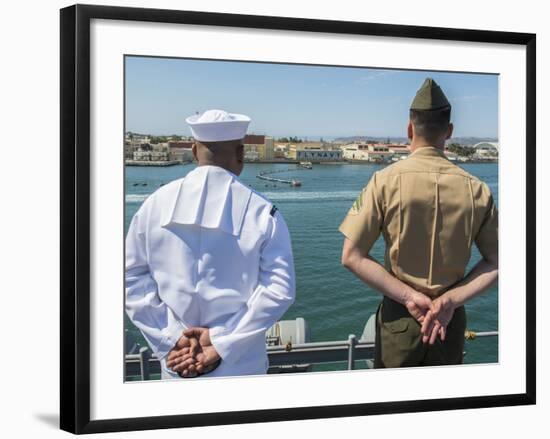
[339,146,498,298]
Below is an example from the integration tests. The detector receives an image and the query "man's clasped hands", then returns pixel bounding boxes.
[166,327,221,378]
[165,289,455,377]
[404,289,458,344]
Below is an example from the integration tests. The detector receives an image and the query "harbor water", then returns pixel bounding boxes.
[125,162,499,371]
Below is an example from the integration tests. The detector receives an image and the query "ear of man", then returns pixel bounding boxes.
[236,143,244,164]
[445,122,454,140]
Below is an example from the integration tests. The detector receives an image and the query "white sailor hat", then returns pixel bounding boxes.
[185,109,251,142]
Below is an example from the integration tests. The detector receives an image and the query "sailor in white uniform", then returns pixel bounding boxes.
[125,109,296,379]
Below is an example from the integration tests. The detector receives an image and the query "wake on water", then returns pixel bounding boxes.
[126,182,497,205]
[125,190,361,204]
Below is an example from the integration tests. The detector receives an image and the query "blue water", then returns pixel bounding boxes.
[125,162,498,370]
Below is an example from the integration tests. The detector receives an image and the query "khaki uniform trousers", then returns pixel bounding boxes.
[374,295,466,368]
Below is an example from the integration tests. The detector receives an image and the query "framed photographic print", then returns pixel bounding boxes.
[60,4,536,434]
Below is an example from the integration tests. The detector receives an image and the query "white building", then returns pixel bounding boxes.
[473,142,499,158]
[294,148,342,161]
[274,144,288,158]
[342,143,369,160]
[342,143,394,162]
[170,147,194,162]
[388,145,411,160]
[126,134,150,144]
[132,150,170,161]
[244,150,260,161]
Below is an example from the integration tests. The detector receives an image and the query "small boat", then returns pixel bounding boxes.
[291,179,302,187]
[298,161,313,169]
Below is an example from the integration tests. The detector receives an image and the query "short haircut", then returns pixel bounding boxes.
[409,107,451,143]
[195,139,244,163]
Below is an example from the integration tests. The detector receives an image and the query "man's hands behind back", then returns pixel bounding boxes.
[404,290,432,325]
[404,289,456,345]
[165,291,456,378]
[166,328,221,377]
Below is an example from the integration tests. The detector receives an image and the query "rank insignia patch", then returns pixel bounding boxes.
[349,189,365,215]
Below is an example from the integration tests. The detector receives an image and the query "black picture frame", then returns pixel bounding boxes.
[60,3,536,434]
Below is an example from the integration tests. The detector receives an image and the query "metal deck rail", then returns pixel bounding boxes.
[125,331,498,380]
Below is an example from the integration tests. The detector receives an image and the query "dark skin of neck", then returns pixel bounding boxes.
[407,121,453,153]
[191,139,245,176]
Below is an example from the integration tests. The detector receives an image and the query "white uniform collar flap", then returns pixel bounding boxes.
[162,165,251,236]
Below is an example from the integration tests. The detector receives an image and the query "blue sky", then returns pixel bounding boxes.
[125,56,498,139]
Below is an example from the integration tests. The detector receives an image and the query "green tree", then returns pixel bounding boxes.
[150,135,169,144]
[446,143,475,157]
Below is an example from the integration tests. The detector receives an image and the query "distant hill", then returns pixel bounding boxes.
[332,136,406,144]
[447,137,499,146]
[333,136,498,146]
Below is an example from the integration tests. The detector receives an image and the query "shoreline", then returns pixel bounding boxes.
[125,160,190,167]
[125,159,498,167]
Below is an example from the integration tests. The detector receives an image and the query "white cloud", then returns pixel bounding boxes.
[450,95,482,102]
[355,70,395,84]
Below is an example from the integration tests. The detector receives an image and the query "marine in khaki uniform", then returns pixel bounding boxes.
[339,78,498,368]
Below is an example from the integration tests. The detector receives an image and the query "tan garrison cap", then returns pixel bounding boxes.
[410,78,451,111]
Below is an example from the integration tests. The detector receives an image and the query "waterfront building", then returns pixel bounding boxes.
[342,143,394,162]
[444,150,459,161]
[273,143,288,159]
[168,140,194,162]
[473,142,499,159]
[152,142,169,152]
[151,150,170,161]
[131,149,172,162]
[124,134,196,164]
[388,145,411,160]
[295,141,324,149]
[244,149,260,161]
[130,142,171,162]
[264,136,274,160]
[126,134,150,144]
[287,142,343,161]
[133,150,152,161]
[341,143,369,160]
[244,134,274,161]
[168,140,194,149]
[125,136,152,158]
[170,147,193,162]
[299,149,342,161]
[287,146,342,161]
[124,141,134,160]
[364,146,393,163]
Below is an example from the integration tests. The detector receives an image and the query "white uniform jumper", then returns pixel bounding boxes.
[125,165,296,378]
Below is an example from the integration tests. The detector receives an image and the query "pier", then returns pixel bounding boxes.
[125,160,183,167]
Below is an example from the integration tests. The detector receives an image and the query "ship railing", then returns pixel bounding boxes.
[125,331,497,380]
